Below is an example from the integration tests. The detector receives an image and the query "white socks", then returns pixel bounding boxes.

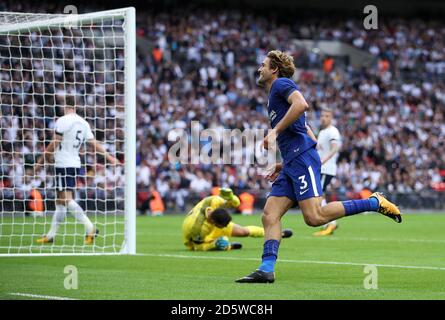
[67,200,95,235]
[46,204,67,240]
[326,220,337,228]
[46,201,94,240]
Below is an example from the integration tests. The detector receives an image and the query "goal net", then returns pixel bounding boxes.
[0,8,136,255]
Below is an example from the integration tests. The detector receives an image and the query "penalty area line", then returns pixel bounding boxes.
[137,253,445,271]
[8,292,77,300]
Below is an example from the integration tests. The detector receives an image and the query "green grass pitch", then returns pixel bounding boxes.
[1,212,445,299]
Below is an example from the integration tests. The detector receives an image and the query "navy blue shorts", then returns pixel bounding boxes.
[269,147,323,202]
[54,167,79,191]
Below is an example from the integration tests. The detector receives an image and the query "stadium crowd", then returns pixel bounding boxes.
[136,10,445,211]
[1,3,444,213]
[1,3,126,211]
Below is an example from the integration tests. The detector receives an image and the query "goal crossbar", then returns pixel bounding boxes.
[0,8,132,34]
[0,7,136,256]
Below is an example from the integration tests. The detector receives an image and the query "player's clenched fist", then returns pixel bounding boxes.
[263,163,283,182]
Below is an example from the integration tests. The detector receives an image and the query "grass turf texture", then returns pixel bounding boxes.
[0,214,125,254]
[1,212,445,299]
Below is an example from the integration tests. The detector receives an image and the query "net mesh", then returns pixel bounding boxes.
[0,10,128,254]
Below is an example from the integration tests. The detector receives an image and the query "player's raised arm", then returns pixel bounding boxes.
[34,131,62,172]
[87,139,120,165]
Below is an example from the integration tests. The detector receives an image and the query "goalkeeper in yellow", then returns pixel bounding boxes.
[183,188,293,251]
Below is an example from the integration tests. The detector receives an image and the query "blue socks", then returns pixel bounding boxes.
[343,197,379,216]
[257,199,379,273]
[258,239,280,272]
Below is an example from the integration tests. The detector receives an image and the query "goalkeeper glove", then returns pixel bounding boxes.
[219,187,234,201]
[215,236,230,251]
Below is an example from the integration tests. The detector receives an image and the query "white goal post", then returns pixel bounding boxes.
[0,7,136,256]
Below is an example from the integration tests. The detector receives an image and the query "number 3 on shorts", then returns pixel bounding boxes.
[298,175,308,190]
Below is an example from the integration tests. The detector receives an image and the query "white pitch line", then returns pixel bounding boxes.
[138,253,445,271]
[8,293,77,300]
[140,231,445,244]
[0,253,121,257]
[300,236,445,244]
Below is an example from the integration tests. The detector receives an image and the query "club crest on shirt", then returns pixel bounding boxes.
[269,110,277,122]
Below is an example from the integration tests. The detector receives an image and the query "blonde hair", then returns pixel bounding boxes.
[267,50,296,78]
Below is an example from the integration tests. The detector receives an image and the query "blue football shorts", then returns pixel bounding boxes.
[269,146,323,202]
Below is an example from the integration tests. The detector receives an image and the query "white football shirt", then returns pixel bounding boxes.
[317,125,341,176]
[54,113,94,168]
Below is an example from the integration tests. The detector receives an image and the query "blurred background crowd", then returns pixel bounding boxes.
[0,2,126,212]
[1,1,444,214]
[136,7,445,211]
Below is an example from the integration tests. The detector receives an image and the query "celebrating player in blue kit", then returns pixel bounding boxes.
[236,50,402,283]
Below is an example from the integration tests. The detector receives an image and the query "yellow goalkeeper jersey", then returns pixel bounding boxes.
[182,195,240,251]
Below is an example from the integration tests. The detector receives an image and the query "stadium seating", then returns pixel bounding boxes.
[1,2,444,212]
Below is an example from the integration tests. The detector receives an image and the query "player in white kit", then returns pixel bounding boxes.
[34,96,120,244]
[313,108,341,236]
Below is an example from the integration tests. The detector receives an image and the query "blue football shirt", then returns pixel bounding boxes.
[267,77,316,164]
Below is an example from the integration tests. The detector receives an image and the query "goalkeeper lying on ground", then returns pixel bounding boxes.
[182,188,293,251]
